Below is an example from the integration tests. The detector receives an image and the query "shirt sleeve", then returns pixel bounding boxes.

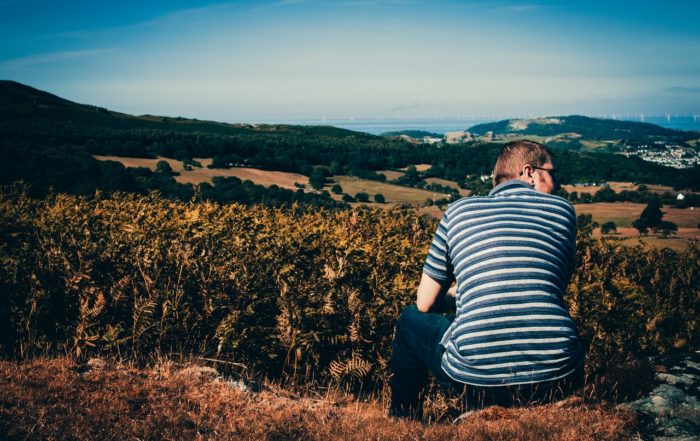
[422,212,454,283]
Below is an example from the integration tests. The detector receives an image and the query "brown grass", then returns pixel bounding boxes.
[574,203,700,228]
[93,155,308,189]
[377,170,405,180]
[424,178,471,196]
[328,176,444,205]
[406,164,432,172]
[563,181,676,195]
[0,357,637,441]
[597,227,700,252]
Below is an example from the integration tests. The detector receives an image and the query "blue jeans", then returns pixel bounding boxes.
[389,305,584,419]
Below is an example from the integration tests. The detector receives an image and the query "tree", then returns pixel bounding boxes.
[331,184,343,194]
[342,194,355,203]
[600,221,617,234]
[632,218,649,236]
[156,160,173,175]
[639,198,664,229]
[399,165,420,186]
[374,193,385,203]
[593,186,616,203]
[329,161,344,175]
[355,192,369,203]
[309,167,329,190]
[653,221,678,238]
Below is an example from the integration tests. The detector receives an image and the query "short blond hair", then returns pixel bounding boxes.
[493,140,554,186]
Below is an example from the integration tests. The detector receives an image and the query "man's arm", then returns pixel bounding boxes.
[416,273,456,313]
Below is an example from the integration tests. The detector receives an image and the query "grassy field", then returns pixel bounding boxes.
[424,178,471,196]
[377,170,405,180]
[596,227,699,252]
[93,155,308,190]
[563,181,676,195]
[0,357,636,441]
[327,176,445,206]
[405,164,432,172]
[574,202,699,228]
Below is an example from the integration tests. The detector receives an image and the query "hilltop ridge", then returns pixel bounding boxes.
[467,115,697,147]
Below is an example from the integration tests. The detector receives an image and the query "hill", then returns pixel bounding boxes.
[0,80,372,139]
[467,115,698,149]
[2,81,700,203]
[380,129,443,139]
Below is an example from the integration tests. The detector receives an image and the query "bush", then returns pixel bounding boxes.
[354,192,369,203]
[331,184,343,194]
[156,160,173,175]
[654,221,678,238]
[600,221,617,234]
[374,194,385,204]
[0,188,697,386]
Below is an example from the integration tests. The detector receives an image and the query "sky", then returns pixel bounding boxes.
[1,0,699,122]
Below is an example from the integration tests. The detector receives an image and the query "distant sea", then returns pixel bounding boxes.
[254,115,700,136]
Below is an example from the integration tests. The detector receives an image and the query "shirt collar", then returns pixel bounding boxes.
[488,179,533,196]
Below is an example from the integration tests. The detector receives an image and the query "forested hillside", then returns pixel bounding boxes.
[468,115,698,145]
[2,81,699,206]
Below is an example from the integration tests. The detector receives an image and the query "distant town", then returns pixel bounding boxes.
[397,131,700,170]
[620,142,700,169]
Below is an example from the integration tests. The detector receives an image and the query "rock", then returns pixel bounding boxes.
[622,352,700,440]
[175,366,221,383]
[87,358,107,370]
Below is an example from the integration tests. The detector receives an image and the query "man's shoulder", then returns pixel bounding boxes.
[445,191,576,222]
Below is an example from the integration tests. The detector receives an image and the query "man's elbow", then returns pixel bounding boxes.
[415,300,431,313]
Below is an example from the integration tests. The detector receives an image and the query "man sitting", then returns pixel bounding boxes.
[390,140,584,419]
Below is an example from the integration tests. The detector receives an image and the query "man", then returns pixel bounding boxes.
[390,140,584,419]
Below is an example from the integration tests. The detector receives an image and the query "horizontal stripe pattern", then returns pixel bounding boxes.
[422,179,583,386]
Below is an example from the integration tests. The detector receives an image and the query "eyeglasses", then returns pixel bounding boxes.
[532,166,558,177]
[519,166,559,177]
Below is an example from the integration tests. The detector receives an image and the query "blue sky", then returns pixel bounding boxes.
[1,0,699,121]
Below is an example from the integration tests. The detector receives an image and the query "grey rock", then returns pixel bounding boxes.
[624,352,700,440]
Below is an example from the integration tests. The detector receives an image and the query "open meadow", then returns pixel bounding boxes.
[563,181,676,195]
[326,175,447,205]
[93,155,309,189]
[573,202,700,227]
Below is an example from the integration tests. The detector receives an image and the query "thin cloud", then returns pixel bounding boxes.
[254,0,420,11]
[0,48,118,70]
[493,3,542,13]
[665,86,700,94]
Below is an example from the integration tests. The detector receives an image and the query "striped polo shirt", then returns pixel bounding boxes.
[423,179,583,387]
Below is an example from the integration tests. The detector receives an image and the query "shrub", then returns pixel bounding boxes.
[355,192,369,203]
[600,221,617,234]
[0,187,697,387]
[374,194,385,204]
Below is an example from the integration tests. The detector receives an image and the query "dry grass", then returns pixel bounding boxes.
[563,181,676,195]
[93,155,308,189]
[597,227,700,252]
[0,357,637,441]
[574,203,700,228]
[424,178,471,196]
[328,176,444,205]
[377,170,405,180]
[405,164,432,172]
